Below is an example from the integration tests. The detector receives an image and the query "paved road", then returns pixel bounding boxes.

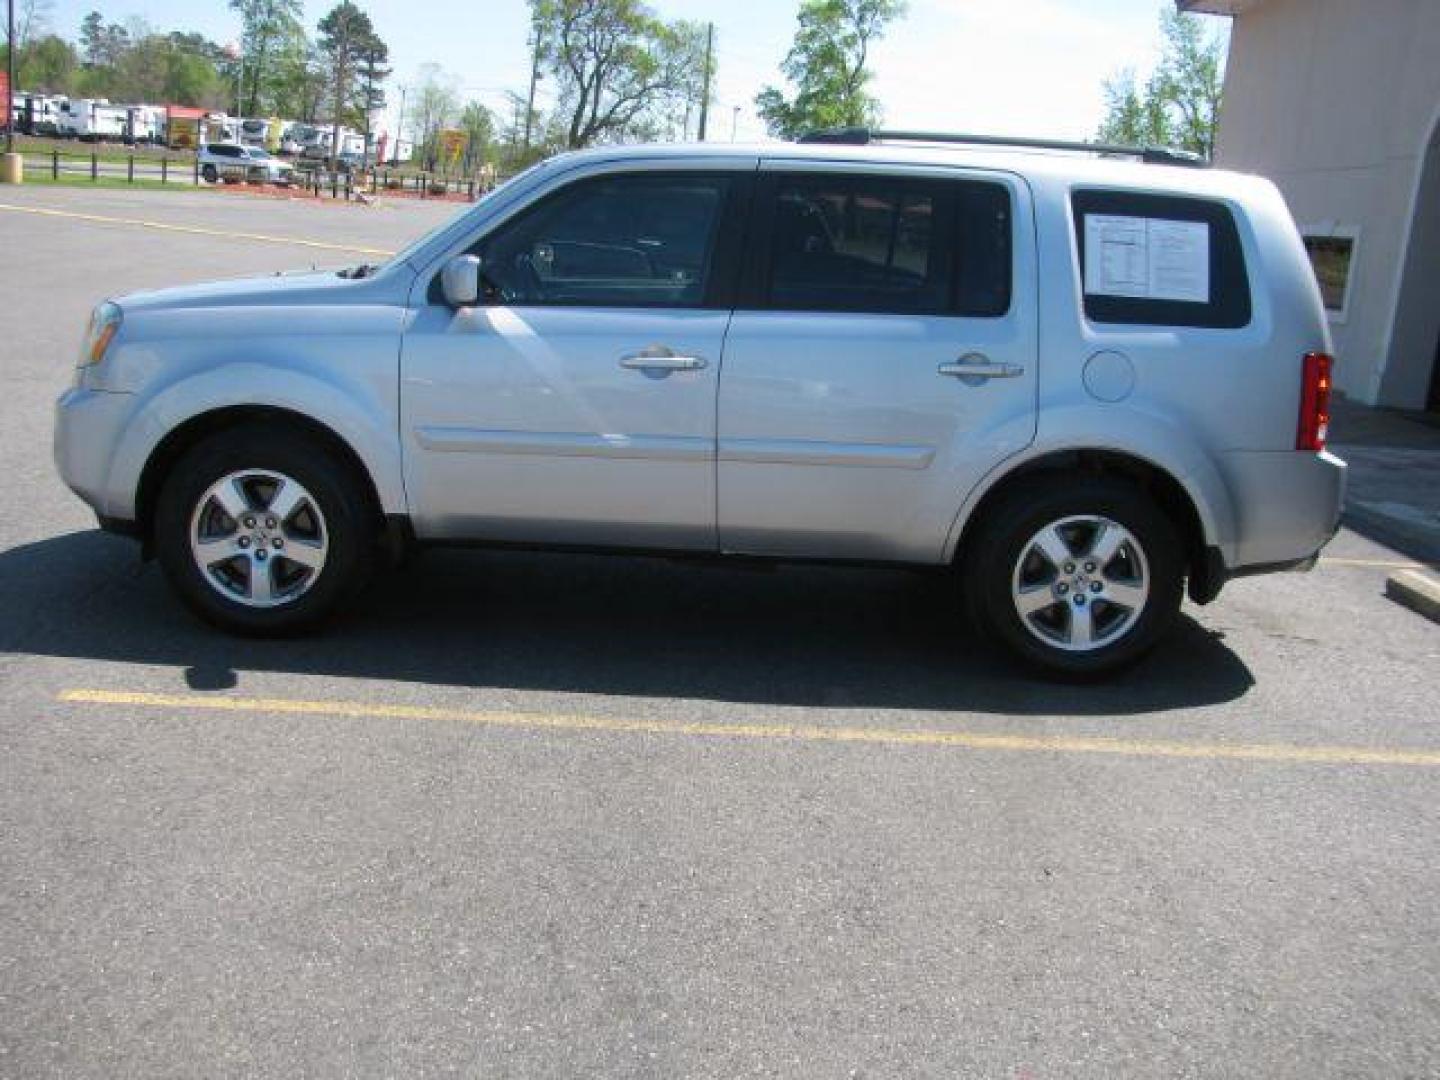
[1,186,1437,1078]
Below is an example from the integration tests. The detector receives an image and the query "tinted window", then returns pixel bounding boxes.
[480,174,731,307]
[759,175,1011,317]
[765,176,949,314]
[955,181,1012,317]
[1072,189,1251,328]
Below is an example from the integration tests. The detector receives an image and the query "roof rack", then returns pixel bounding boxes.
[796,127,1209,168]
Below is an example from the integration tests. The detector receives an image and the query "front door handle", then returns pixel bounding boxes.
[938,358,1025,380]
[620,348,708,375]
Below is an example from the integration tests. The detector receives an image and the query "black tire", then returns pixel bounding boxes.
[201,163,217,183]
[963,475,1185,678]
[154,425,378,635]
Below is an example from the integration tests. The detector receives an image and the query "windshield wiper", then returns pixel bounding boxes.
[337,263,380,279]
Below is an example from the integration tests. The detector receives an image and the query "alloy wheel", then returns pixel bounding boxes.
[188,469,329,608]
[1009,514,1150,652]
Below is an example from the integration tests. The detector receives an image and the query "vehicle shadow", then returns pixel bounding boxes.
[0,530,1255,716]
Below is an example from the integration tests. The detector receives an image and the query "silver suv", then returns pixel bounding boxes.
[197,143,294,185]
[54,131,1346,676]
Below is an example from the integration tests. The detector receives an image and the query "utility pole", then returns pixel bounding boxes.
[5,0,15,154]
[394,85,406,165]
[522,16,543,151]
[695,22,714,142]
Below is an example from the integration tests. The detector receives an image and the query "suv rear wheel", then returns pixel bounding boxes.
[154,426,377,634]
[964,477,1184,677]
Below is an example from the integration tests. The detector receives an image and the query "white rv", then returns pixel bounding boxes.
[17,94,66,136]
[238,118,272,148]
[280,122,319,156]
[123,105,166,145]
[59,98,128,141]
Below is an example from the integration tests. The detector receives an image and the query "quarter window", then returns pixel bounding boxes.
[479,174,731,308]
[1072,189,1251,329]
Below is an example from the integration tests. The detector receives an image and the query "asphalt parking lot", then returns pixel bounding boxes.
[1,185,1438,1077]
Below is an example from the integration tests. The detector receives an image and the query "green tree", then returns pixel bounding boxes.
[353,32,388,164]
[162,44,227,107]
[317,1,378,159]
[270,36,327,121]
[498,88,556,170]
[457,100,494,172]
[70,28,224,107]
[532,0,708,149]
[1096,10,1226,158]
[408,63,459,169]
[755,0,905,140]
[1096,68,1172,149]
[6,0,54,53]
[229,0,304,116]
[73,12,132,97]
[17,34,78,93]
[79,11,106,65]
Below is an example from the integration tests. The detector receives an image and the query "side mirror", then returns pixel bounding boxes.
[440,254,483,307]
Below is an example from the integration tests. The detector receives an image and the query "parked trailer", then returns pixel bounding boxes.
[379,133,414,164]
[125,105,167,145]
[238,118,271,148]
[16,93,66,136]
[166,106,227,150]
[58,99,129,141]
[279,122,316,155]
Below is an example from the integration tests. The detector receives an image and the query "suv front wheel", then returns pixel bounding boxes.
[154,426,377,634]
[964,477,1184,677]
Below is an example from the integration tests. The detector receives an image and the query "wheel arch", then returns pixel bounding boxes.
[947,446,1228,603]
[134,405,386,551]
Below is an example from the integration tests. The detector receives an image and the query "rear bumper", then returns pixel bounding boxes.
[1220,449,1347,572]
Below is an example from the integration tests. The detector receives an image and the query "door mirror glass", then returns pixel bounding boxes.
[441,254,482,307]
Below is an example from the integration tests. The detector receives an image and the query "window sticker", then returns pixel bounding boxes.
[1084,214,1210,303]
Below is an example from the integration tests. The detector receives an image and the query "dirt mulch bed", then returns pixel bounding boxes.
[206,178,479,206]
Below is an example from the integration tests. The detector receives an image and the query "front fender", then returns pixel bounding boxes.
[104,362,406,520]
[941,403,1238,565]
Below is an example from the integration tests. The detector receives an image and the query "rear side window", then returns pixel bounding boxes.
[1072,189,1251,329]
[758,174,1011,317]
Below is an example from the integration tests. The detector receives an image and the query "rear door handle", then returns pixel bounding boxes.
[938,359,1025,380]
[620,350,708,373]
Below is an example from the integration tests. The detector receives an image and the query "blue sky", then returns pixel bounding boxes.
[35,0,1224,143]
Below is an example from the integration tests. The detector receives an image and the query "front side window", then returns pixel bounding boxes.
[479,174,731,308]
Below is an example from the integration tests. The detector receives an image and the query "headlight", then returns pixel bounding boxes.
[80,301,122,368]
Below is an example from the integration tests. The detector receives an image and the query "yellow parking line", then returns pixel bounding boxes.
[0,202,396,257]
[56,689,1440,768]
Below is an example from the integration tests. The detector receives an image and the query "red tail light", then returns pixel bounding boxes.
[1296,352,1333,452]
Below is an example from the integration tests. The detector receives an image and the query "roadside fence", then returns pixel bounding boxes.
[19,150,499,203]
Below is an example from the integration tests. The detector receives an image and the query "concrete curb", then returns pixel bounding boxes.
[1385,569,1440,625]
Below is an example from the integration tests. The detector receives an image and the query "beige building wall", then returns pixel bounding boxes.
[1192,0,1440,408]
